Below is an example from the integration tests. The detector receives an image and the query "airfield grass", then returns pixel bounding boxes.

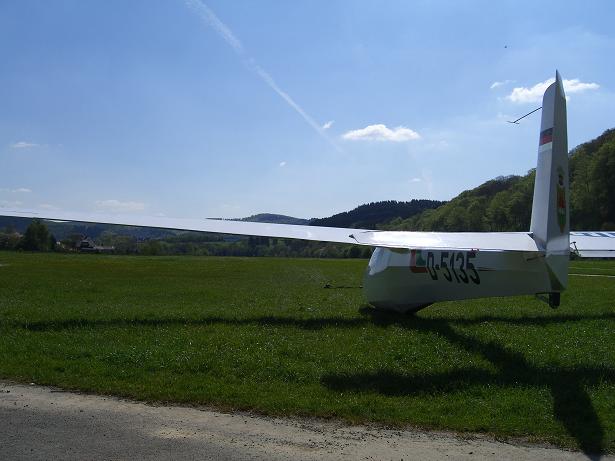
[1,252,614,453]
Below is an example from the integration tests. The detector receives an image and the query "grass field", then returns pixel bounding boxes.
[1,252,614,454]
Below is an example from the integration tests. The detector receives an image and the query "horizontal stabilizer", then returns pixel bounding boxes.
[350,230,540,252]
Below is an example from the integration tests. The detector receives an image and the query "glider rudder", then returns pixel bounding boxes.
[529,71,569,299]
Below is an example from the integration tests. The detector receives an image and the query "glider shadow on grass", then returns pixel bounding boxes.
[323,307,615,457]
[12,311,615,331]
[11,309,615,456]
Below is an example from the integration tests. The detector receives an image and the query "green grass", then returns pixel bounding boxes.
[1,252,614,454]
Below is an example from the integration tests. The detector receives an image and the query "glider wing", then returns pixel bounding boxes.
[4,210,615,256]
[2,208,540,252]
[1,209,365,245]
[570,231,615,257]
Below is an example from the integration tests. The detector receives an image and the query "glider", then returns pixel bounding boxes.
[3,72,615,312]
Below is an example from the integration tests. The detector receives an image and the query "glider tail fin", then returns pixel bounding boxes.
[530,71,569,294]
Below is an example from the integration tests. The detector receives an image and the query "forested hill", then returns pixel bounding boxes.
[310,199,445,229]
[385,127,615,232]
[240,201,445,229]
[241,214,309,225]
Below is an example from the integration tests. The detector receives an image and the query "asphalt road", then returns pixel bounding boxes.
[0,381,608,461]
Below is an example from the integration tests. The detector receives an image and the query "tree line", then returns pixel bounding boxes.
[0,221,373,259]
[310,199,444,229]
[0,220,56,251]
[385,127,615,232]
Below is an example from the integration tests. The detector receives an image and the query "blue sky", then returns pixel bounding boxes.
[1,0,614,219]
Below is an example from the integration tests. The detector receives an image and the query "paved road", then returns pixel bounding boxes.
[0,381,608,460]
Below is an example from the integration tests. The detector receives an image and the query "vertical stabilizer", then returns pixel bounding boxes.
[530,71,569,291]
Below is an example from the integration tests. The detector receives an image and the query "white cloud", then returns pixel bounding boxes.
[322,120,334,130]
[490,79,514,89]
[279,161,287,167]
[342,124,420,142]
[0,187,32,193]
[507,78,600,103]
[95,200,146,212]
[10,141,39,149]
[409,177,422,183]
[39,203,59,210]
[565,79,601,93]
[0,200,23,208]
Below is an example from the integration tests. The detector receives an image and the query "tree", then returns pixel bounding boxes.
[0,230,21,250]
[346,245,362,258]
[139,240,163,256]
[20,219,53,251]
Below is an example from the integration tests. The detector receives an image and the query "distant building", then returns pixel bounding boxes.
[79,237,115,253]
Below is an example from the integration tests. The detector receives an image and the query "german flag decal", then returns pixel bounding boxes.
[410,249,427,273]
[539,127,553,146]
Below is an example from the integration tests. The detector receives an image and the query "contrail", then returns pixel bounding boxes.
[251,64,333,144]
[184,0,340,152]
[184,0,244,54]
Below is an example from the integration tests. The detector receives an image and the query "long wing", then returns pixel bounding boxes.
[7,209,612,256]
[1,208,540,253]
[570,231,615,257]
[2,209,363,245]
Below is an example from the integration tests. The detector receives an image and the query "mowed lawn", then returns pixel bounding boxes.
[1,252,614,453]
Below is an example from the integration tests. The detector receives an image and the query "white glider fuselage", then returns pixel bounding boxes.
[364,248,560,312]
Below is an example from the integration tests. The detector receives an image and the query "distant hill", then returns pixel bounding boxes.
[385,127,615,232]
[310,199,445,229]
[241,213,309,225]
[239,202,445,229]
